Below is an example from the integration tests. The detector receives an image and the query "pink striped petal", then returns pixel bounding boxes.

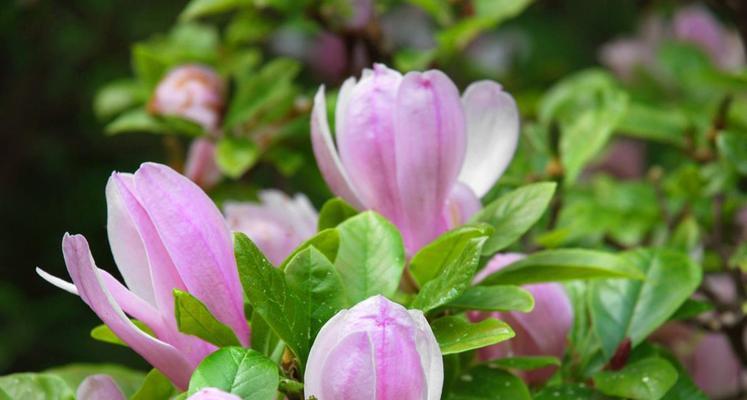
[320,332,377,400]
[395,70,466,252]
[459,81,519,197]
[62,233,193,389]
[184,138,222,189]
[408,310,444,400]
[310,86,365,209]
[133,163,249,346]
[76,375,125,400]
[445,182,482,228]
[337,64,404,226]
[187,388,242,400]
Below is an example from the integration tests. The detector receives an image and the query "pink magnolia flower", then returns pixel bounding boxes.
[311,63,519,253]
[37,163,249,389]
[149,65,225,133]
[305,295,443,400]
[76,375,125,400]
[652,323,742,399]
[184,138,222,189]
[472,254,572,385]
[188,388,242,400]
[224,190,318,266]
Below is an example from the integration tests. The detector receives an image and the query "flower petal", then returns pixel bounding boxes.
[310,86,365,209]
[76,375,126,400]
[408,309,444,400]
[459,81,519,197]
[187,388,242,400]
[320,331,377,400]
[133,163,249,346]
[395,70,467,251]
[337,64,404,226]
[184,138,222,189]
[445,182,482,228]
[62,233,193,389]
[106,173,157,306]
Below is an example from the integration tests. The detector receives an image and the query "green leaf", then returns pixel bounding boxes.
[431,316,514,355]
[188,347,279,400]
[717,131,747,175]
[470,182,556,255]
[317,198,359,231]
[284,247,347,337]
[105,108,166,136]
[180,0,252,21]
[617,102,688,146]
[534,384,601,399]
[406,0,453,25]
[278,229,339,271]
[539,70,629,183]
[480,249,644,286]
[447,366,531,400]
[669,299,713,321]
[90,320,154,347]
[447,285,534,312]
[411,233,489,312]
[174,289,242,347]
[334,212,406,303]
[593,358,678,400]
[44,364,146,397]
[93,79,145,120]
[410,225,492,286]
[131,369,175,400]
[0,373,74,400]
[235,233,310,367]
[132,43,169,90]
[486,356,560,371]
[249,312,282,362]
[590,249,702,358]
[216,137,259,179]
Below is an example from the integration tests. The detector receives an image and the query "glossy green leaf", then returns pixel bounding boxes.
[410,224,492,286]
[480,249,643,285]
[105,108,166,136]
[93,79,144,120]
[447,285,534,312]
[174,289,242,347]
[216,137,258,179]
[180,0,252,21]
[617,102,688,146]
[590,249,702,358]
[447,366,531,400]
[131,369,174,400]
[90,320,154,347]
[44,364,145,397]
[534,384,602,399]
[0,373,74,400]
[279,228,339,271]
[432,316,514,355]
[487,356,560,371]
[234,233,310,367]
[284,247,347,336]
[249,312,282,362]
[412,234,489,312]
[594,358,678,400]
[334,212,406,303]
[470,182,556,255]
[669,299,713,321]
[317,198,359,231]
[188,347,278,400]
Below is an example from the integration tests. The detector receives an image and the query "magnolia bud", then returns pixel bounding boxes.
[305,295,443,400]
[149,65,224,133]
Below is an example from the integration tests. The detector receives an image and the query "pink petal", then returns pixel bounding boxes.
[187,388,242,400]
[133,163,249,346]
[395,70,466,252]
[184,138,222,189]
[459,81,519,197]
[320,332,377,400]
[76,375,125,400]
[62,234,193,389]
[408,310,444,400]
[473,253,525,284]
[691,333,741,398]
[310,86,365,209]
[444,182,482,228]
[337,64,405,227]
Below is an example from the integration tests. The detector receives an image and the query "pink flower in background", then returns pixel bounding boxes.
[472,254,572,385]
[37,163,249,389]
[305,295,443,400]
[311,63,519,253]
[184,138,222,189]
[224,190,317,266]
[149,65,225,133]
[76,375,125,400]
[188,388,242,400]
[652,323,742,399]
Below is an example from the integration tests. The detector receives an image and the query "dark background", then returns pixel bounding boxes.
[0,0,739,374]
